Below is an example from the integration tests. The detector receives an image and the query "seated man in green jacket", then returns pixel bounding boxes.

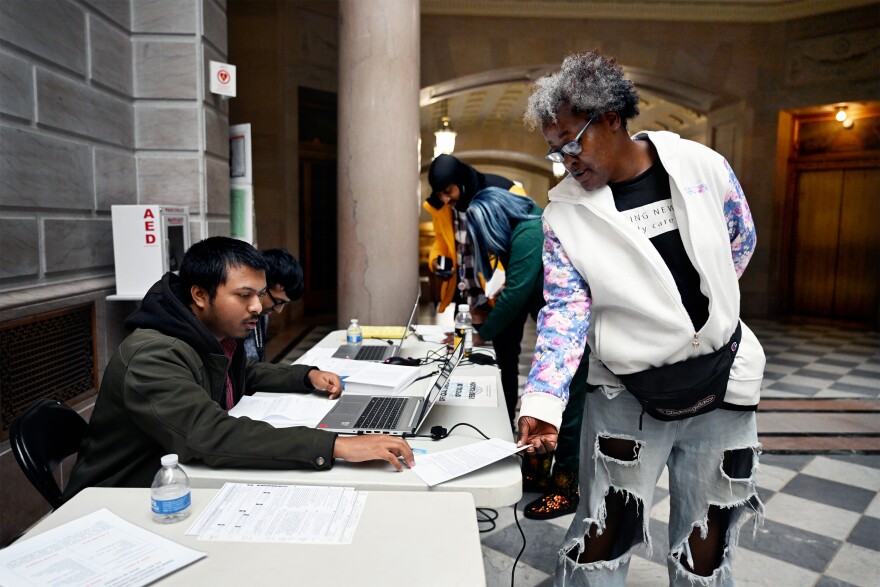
[64,237,413,499]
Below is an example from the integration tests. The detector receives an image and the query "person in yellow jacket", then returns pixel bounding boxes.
[423,155,529,425]
[424,154,527,314]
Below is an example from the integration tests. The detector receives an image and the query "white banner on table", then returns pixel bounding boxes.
[437,375,498,407]
[0,508,205,587]
[186,483,366,544]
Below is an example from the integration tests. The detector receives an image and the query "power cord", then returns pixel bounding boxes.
[511,499,526,587]
[412,422,491,441]
[476,507,498,533]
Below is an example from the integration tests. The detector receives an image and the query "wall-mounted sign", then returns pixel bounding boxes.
[210,61,236,98]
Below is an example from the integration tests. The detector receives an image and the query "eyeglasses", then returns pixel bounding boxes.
[545,117,594,163]
[265,289,291,311]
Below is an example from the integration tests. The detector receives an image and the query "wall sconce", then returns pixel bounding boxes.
[835,106,847,122]
[552,162,566,178]
[433,103,457,159]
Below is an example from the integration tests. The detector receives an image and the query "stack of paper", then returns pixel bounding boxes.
[0,509,205,587]
[229,394,335,427]
[342,362,421,395]
[186,483,365,544]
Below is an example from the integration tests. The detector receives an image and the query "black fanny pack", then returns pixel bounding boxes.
[615,322,742,429]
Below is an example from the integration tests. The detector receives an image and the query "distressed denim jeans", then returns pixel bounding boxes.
[555,388,763,587]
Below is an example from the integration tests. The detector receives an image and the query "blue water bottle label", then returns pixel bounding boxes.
[152,492,191,514]
[347,333,362,344]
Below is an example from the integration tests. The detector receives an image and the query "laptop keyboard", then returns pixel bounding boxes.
[355,345,389,361]
[355,396,407,430]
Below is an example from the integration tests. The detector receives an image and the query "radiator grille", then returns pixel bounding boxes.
[0,304,97,441]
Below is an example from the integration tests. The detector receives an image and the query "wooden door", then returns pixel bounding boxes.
[790,166,880,324]
[299,155,337,314]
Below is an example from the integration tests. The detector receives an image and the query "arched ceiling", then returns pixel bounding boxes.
[420,81,706,140]
[421,0,877,23]
[418,0,873,158]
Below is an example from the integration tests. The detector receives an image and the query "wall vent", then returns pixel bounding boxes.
[0,304,97,442]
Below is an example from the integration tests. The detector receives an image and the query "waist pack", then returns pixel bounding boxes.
[615,322,742,429]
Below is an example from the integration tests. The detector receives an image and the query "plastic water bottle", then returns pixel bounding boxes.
[346,319,363,346]
[150,454,191,524]
[454,304,473,356]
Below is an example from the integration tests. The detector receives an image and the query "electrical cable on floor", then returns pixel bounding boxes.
[476,507,498,533]
[511,499,526,587]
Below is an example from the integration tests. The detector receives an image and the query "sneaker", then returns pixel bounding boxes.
[523,469,580,520]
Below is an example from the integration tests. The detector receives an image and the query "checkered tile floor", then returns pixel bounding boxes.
[280,313,880,586]
[500,318,880,586]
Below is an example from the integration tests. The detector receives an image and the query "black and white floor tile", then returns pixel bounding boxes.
[281,313,880,586]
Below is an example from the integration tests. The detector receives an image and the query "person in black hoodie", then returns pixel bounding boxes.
[64,237,413,499]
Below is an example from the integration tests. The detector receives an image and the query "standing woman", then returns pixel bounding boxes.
[467,187,587,519]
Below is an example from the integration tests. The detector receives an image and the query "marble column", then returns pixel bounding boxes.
[337,0,420,327]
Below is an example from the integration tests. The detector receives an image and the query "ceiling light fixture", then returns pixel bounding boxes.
[835,106,847,122]
[433,102,457,159]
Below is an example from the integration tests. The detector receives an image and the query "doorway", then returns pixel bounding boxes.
[299,88,338,315]
[781,106,880,327]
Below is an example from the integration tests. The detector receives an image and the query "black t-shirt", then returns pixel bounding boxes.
[609,158,709,331]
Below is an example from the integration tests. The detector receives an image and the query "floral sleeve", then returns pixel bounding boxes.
[523,220,591,404]
[723,159,757,277]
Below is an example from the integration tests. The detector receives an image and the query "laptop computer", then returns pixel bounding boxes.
[331,296,420,362]
[318,339,464,436]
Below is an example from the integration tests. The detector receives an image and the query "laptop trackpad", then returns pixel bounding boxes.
[329,396,369,416]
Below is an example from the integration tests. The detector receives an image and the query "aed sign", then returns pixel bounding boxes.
[143,208,157,245]
[210,61,236,98]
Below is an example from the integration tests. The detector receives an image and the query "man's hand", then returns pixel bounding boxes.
[308,369,344,399]
[333,435,415,472]
[517,416,559,455]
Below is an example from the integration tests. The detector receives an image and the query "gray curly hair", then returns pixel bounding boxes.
[524,50,640,130]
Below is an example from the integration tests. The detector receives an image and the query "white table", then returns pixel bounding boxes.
[18,487,485,586]
[184,331,523,508]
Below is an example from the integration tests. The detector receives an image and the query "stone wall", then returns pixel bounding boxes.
[0,0,230,546]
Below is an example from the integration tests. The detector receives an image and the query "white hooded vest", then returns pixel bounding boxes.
[543,131,764,408]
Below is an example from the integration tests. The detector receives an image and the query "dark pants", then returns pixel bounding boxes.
[554,356,589,472]
[490,307,538,424]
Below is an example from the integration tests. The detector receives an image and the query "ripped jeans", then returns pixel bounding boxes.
[556,387,763,587]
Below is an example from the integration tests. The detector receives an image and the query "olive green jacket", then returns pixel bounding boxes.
[64,274,337,499]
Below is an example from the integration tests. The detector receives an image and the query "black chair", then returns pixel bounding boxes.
[11,398,89,509]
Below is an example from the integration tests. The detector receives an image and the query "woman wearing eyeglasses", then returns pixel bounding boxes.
[243,247,304,362]
[517,51,764,585]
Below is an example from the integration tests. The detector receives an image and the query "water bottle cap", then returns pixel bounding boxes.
[457,304,468,312]
[161,454,179,467]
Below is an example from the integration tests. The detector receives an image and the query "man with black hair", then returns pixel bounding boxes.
[243,247,304,362]
[64,237,413,499]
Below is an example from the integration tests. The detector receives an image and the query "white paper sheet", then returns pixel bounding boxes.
[229,394,335,428]
[186,483,366,544]
[0,508,206,587]
[411,438,527,487]
[484,268,506,299]
[413,324,451,344]
[437,375,498,408]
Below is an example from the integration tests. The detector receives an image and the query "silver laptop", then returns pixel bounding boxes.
[331,296,419,362]
[318,340,464,436]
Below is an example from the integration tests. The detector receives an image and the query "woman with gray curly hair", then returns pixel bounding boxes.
[517,50,765,586]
